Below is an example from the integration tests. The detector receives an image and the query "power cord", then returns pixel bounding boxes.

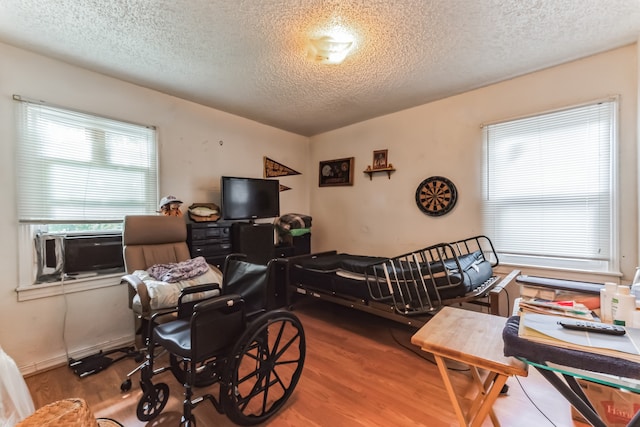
[503,287,511,316]
[60,273,71,363]
[515,376,557,426]
[387,326,470,372]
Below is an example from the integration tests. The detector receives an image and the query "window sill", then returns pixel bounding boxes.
[494,262,622,284]
[15,273,124,302]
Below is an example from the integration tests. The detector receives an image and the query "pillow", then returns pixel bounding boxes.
[132,264,223,310]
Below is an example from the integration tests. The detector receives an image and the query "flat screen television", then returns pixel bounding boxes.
[221,176,280,221]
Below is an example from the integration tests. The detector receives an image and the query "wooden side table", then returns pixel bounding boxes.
[411,307,528,427]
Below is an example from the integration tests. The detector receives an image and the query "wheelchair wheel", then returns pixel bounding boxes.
[136,382,169,421]
[120,378,132,392]
[223,309,305,426]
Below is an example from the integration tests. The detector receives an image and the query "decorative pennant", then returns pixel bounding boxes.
[264,156,301,178]
[279,184,291,192]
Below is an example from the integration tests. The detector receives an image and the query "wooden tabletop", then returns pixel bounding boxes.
[411,306,528,377]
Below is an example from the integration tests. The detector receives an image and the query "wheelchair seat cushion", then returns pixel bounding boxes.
[153,319,191,357]
[153,295,246,360]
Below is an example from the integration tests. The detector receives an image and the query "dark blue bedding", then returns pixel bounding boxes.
[291,251,494,301]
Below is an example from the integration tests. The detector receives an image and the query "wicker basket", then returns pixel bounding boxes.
[15,398,122,427]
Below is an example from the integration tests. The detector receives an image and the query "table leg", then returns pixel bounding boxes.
[468,367,500,427]
[434,355,505,427]
[434,354,469,426]
[470,372,507,427]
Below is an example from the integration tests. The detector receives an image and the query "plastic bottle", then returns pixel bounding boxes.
[612,285,636,327]
[634,303,640,329]
[631,267,640,302]
[600,282,618,323]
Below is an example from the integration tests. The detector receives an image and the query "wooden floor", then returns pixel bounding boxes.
[25,300,589,427]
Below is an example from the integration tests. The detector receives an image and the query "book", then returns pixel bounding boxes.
[518,312,640,363]
[517,276,603,309]
[520,284,599,303]
[518,299,595,320]
[520,285,562,301]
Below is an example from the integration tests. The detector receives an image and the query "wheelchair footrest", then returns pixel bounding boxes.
[70,354,114,378]
[69,346,139,378]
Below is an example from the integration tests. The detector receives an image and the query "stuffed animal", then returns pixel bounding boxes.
[159,195,183,217]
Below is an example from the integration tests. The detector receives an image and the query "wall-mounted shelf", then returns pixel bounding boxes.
[363,167,396,180]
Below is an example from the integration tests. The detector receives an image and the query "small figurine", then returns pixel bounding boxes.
[159,195,183,217]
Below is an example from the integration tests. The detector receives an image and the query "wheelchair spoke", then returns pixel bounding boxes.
[272,331,301,361]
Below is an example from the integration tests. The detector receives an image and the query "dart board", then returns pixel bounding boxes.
[415,176,458,217]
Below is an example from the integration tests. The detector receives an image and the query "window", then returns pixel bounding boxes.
[482,98,618,273]
[14,96,158,288]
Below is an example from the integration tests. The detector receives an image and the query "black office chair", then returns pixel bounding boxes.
[135,255,306,427]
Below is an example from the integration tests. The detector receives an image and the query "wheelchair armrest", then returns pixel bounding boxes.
[177,282,222,319]
[149,307,179,323]
[177,283,221,306]
[121,273,151,316]
[178,282,221,298]
[147,306,180,344]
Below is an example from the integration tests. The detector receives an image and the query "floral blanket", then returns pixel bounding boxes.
[131,258,223,310]
[147,256,210,283]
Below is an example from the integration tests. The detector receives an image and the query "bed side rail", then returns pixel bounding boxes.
[449,235,499,268]
[364,242,464,316]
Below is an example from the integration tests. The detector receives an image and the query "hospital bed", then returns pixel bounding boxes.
[285,235,519,327]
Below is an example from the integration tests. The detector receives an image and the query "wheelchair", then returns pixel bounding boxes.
[132,257,306,426]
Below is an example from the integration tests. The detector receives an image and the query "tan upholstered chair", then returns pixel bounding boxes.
[120,215,222,337]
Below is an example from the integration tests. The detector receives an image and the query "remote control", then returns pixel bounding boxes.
[557,319,626,336]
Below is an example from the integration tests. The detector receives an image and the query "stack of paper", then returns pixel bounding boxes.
[518,299,594,320]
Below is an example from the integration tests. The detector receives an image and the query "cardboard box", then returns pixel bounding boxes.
[571,379,640,426]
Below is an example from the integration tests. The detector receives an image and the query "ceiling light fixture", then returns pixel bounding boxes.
[308,35,354,64]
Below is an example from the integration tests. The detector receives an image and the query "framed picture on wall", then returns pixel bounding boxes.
[319,157,354,187]
[372,149,388,169]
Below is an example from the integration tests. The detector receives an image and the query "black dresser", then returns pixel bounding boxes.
[186,221,233,270]
[187,221,311,269]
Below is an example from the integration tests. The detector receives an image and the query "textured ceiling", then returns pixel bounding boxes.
[1,0,639,136]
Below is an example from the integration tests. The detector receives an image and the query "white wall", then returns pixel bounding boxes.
[310,44,638,286]
[0,42,310,373]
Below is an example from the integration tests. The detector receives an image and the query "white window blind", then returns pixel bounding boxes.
[15,98,158,222]
[483,99,617,272]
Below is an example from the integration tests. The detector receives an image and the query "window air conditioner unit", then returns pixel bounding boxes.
[35,232,124,283]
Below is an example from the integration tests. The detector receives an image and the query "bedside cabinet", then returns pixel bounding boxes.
[275,245,296,258]
[275,234,311,258]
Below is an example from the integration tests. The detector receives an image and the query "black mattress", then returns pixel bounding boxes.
[291,253,387,300]
[291,251,494,301]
